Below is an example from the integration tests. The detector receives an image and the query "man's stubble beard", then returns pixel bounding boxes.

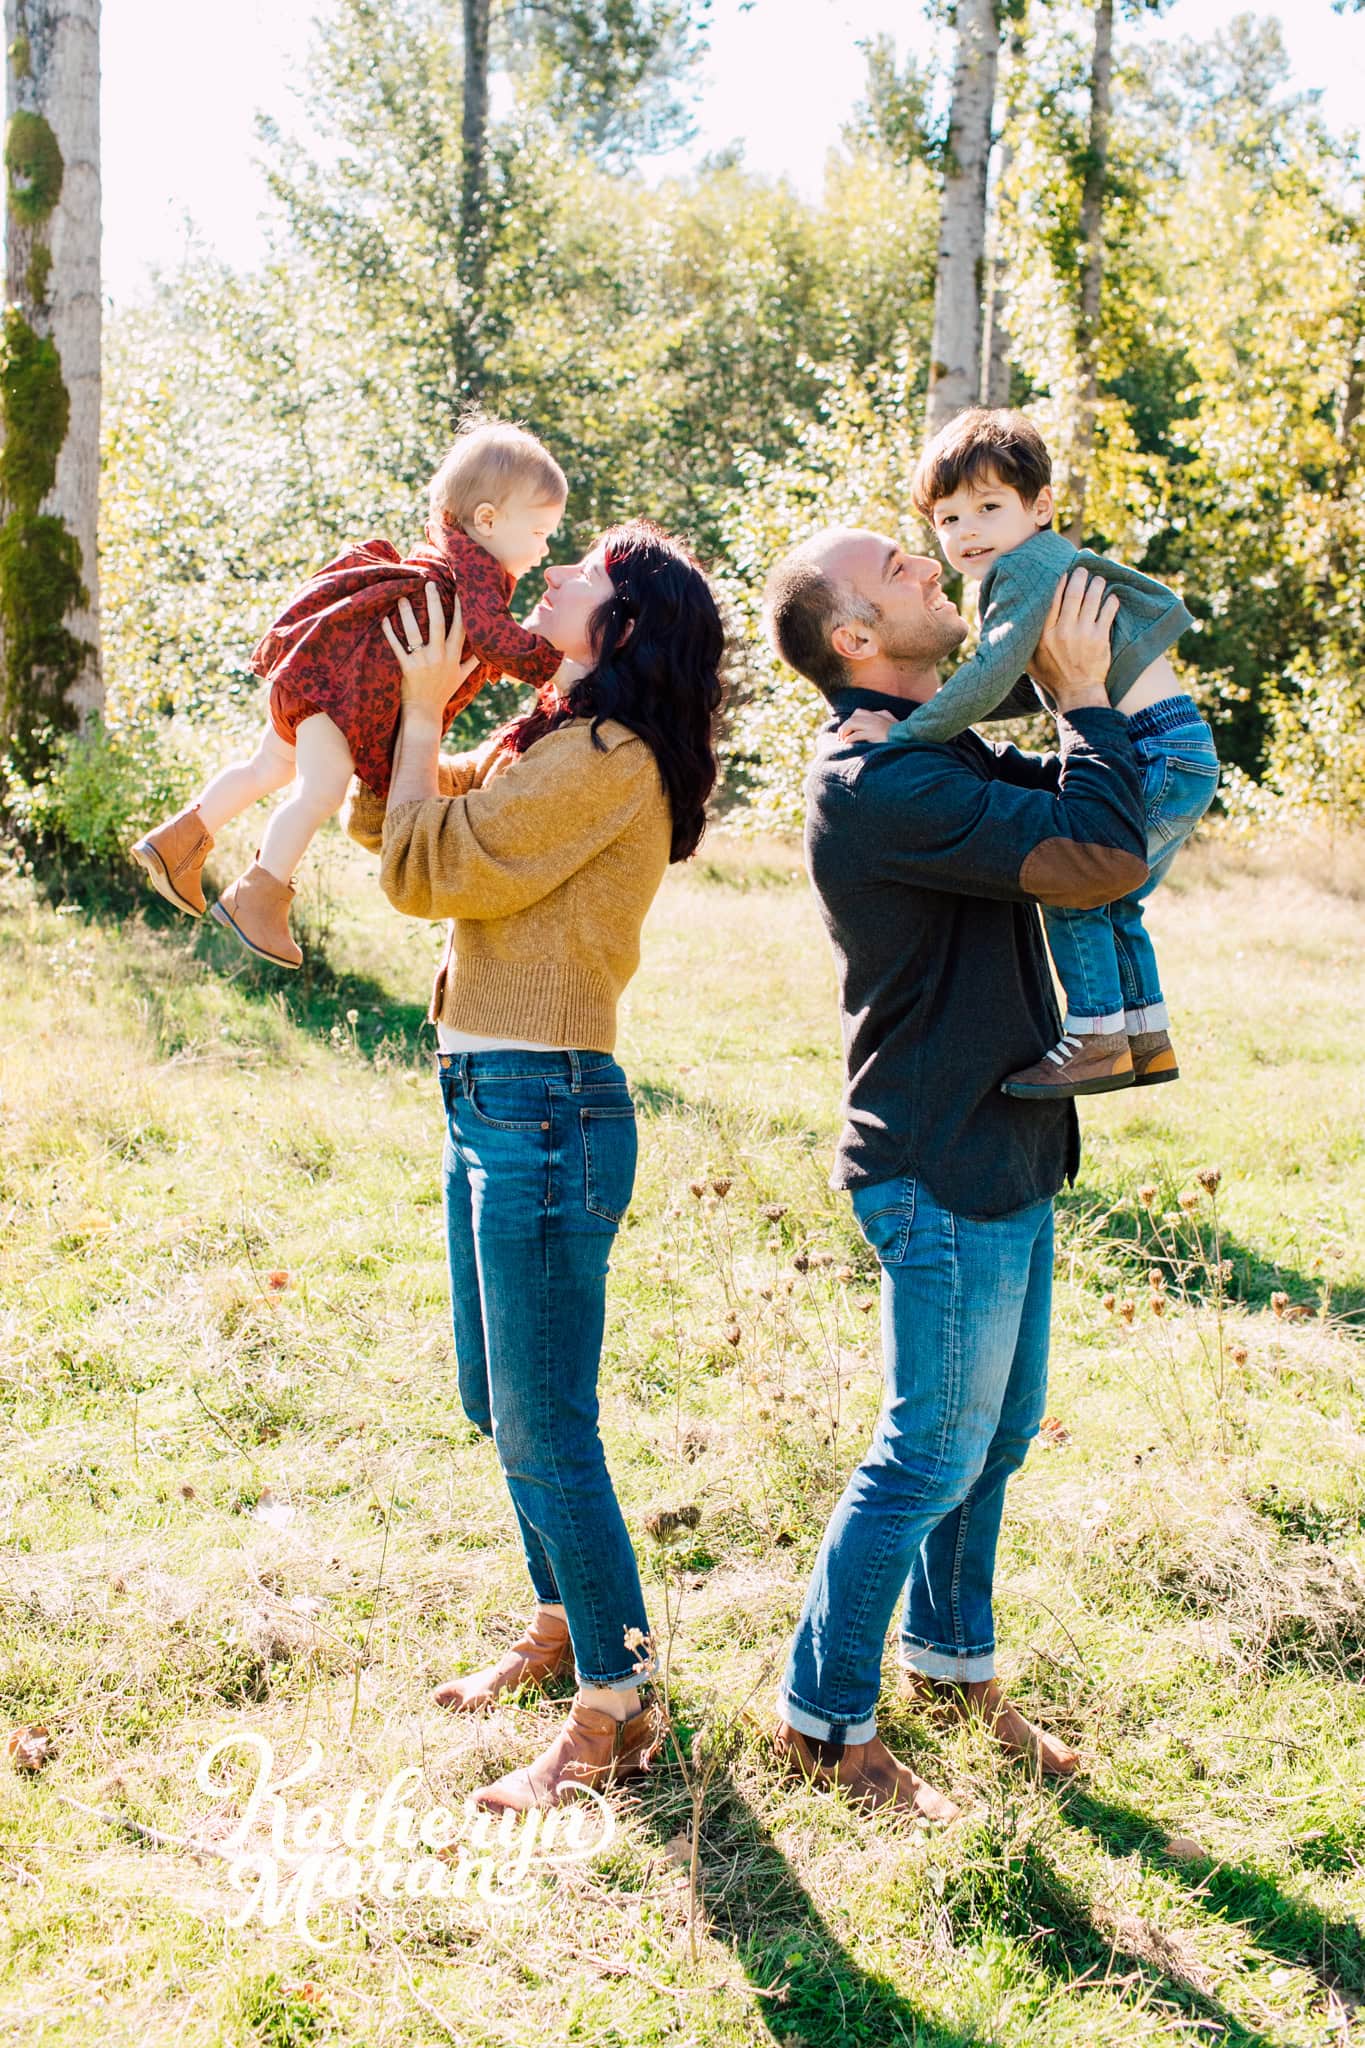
[881,609,969,668]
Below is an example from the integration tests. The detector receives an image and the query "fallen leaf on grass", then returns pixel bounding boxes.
[1164,1835,1209,1862]
[1039,1415,1072,1446]
[252,1487,297,1531]
[7,1725,55,1771]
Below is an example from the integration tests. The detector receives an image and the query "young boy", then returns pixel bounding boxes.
[842,408,1219,1098]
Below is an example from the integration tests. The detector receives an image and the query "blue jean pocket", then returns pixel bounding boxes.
[580,1106,638,1223]
[851,1176,916,1265]
[1138,733,1220,854]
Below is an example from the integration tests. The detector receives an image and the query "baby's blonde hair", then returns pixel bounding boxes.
[426,416,567,541]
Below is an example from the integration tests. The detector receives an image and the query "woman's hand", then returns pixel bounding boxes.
[381,582,478,716]
[1029,568,1119,712]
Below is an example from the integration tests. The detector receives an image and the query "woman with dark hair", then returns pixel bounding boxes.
[346,520,724,1811]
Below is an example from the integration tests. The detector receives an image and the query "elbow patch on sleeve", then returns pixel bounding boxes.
[1020,840,1148,908]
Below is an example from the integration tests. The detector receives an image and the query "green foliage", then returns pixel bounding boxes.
[4,106,62,224]
[504,0,712,167]
[0,307,67,508]
[0,311,87,771]
[3,712,197,863]
[91,0,1365,832]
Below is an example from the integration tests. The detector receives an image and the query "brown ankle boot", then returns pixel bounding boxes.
[131,805,214,917]
[1001,1029,1134,1100]
[1129,1028,1179,1086]
[433,1610,575,1713]
[210,861,302,968]
[472,1693,664,1812]
[772,1718,960,1823]
[898,1670,1080,1778]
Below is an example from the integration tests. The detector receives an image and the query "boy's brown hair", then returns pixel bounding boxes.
[911,407,1052,520]
[427,415,567,541]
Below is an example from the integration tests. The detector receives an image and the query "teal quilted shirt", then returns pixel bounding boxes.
[885,528,1193,745]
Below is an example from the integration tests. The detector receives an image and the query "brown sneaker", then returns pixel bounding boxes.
[433,1609,575,1713]
[130,805,214,917]
[471,1693,664,1812]
[210,861,303,969]
[772,1718,960,1823]
[1001,1030,1134,1100]
[1128,1028,1179,1087]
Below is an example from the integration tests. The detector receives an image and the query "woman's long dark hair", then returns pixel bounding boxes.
[498,520,725,862]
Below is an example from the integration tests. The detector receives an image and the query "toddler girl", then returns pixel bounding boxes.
[132,417,579,967]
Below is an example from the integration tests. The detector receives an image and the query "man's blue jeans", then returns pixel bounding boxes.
[777,1175,1053,1744]
[1043,698,1220,1034]
[438,1047,655,1690]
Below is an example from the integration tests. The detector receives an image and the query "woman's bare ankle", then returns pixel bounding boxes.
[534,1601,567,1619]
[576,1682,640,1722]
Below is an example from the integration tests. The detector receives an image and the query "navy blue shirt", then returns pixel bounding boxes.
[804,692,1148,1218]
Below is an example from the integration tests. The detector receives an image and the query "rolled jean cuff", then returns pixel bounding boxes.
[899,1642,996,1683]
[1124,1000,1169,1034]
[1063,1008,1126,1035]
[576,1652,658,1688]
[776,1686,877,1747]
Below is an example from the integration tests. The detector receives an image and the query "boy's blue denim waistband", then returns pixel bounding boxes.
[435,1047,618,1085]
[1125,692,1208,741]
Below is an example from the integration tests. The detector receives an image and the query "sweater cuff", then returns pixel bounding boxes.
[1057,704,1134,751]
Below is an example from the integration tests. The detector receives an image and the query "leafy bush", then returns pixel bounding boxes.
[3,712,199,863]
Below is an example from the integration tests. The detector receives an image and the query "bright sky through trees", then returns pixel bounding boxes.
[95,0,1364,303]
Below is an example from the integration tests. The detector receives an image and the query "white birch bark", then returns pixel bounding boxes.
[4,0,102,721]
[926,0,1000,440]
[980,25,1022,409]
[1068,0,1113,543]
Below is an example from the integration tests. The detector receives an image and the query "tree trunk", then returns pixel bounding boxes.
[1067,0,1113,543]
[1,0,101,769]
[980,24,1022,408]
[925,0,999,440]
[459,0,491,401]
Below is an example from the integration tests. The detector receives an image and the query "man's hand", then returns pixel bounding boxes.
[1030,568,1119,713]
[381,582,478,716]
[837,707,897,745]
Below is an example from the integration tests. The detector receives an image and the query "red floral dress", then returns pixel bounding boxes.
[252,530,563,799]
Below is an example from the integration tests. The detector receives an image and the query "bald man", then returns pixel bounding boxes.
[762,532,1149,1821]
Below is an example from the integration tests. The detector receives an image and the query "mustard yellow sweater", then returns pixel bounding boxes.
[344,719,672,1052]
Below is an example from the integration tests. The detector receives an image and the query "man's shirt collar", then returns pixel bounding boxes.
[828,685,938,724]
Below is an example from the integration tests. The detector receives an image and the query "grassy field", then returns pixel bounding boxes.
[1,816,1363,2048]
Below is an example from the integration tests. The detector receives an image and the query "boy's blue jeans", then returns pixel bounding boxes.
[1044,695,1219,1034]
[777,1174,1054,1744]
[438,1047,655,1690]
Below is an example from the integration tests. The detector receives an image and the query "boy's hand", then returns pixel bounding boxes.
[837,707,898,745]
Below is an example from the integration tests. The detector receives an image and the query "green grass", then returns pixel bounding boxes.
[1,822,1363,2047]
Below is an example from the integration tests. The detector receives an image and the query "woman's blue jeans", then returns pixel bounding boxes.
[438,1047,655,1689]
[777,1175,1054,1744]
[1043,697,1220,1034]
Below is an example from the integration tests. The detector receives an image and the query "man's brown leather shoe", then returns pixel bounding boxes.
[772,1718,960,1822]
[899,1671,1080,1778]
[1128,1028,1179,1086]
[472,1693,664,1812]
[1001,1029,1134,1100]
[131,804,214,917]
[434,1609,575,1712]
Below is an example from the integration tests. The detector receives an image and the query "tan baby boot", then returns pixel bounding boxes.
[131,805,214,917]
[1001,1030,1135,1100]
[211,860,303,969]
[1128,1029,1179,1086]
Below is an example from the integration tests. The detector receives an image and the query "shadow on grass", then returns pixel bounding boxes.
[1058,1784,1365,2000]
[626,1754,987,2048]
[1057,1184,1364,1322]
[27,839,435,1064]
[603,1718,1306,2046]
